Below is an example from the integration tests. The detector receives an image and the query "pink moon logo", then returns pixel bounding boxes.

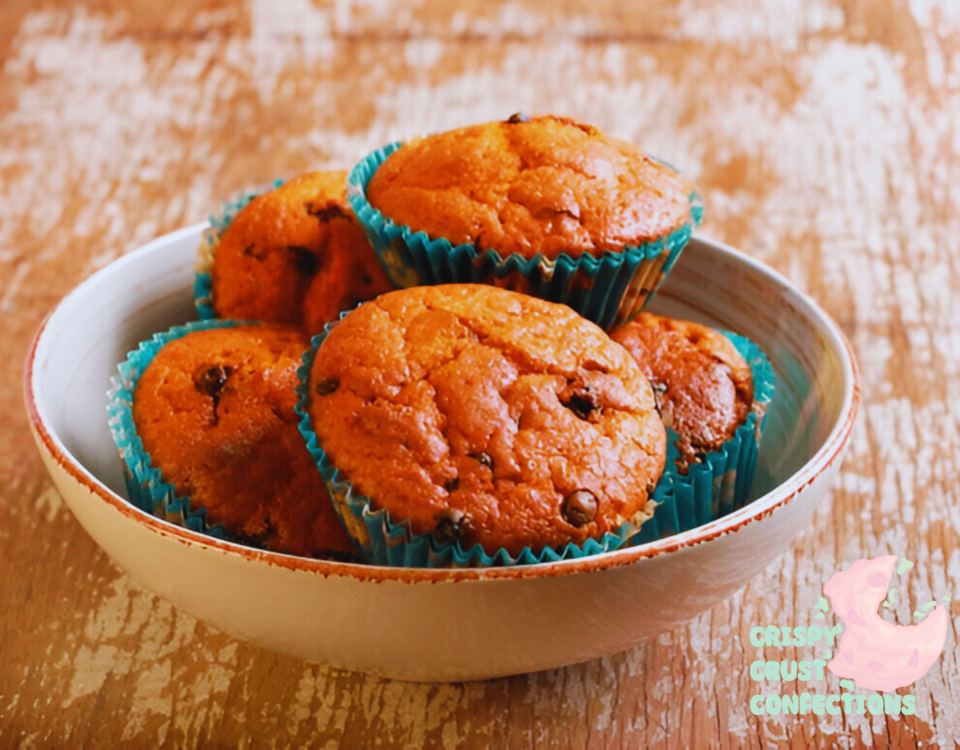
[825,555,947,692]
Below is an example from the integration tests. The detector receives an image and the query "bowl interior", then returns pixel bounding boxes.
[29,227,851,549]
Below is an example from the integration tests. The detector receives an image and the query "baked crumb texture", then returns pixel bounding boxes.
[612,313,775,522]
[349,116,702,330]
[126,323,355,559]
[304,284,667,561]
[611,312,754,470]
[204,171,393,333]
[367,116,694,259]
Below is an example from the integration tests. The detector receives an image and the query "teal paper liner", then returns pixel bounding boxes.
[194,180,285,320]
[295,313,672,568]
[347,143,704,331]
[635,331,775,542]
[106,319,255,538]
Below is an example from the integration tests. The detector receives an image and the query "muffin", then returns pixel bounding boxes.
[610,313,755,471]
[301,284,667,563]
[204,171,393,331]
[367,115,694,258]
[348,115,702,329]
[128,323,354,559]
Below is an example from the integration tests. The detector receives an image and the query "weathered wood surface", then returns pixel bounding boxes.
[2,0,959,746]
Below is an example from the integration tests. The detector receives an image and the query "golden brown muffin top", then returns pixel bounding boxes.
[610,313,754,470]
[211,171,392,331]
[307,284,666,557]
[133,325,354,559]
[366,115,694,260]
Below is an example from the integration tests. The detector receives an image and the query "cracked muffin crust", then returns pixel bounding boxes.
[306,284,667,557]
[132,324,354,559]
[210,170,393,331]
[610,313,754,471]
[365,115,695,260]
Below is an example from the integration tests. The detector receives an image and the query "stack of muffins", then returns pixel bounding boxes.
[108,115,774,568]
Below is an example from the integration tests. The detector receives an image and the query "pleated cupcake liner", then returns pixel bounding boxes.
[295,312,672,568]
[106,319,255,539]
[194,179,286,320]
[642,331,775,540]
[347,142,704,331]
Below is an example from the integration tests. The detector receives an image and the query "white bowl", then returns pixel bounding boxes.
[24,226,859,682]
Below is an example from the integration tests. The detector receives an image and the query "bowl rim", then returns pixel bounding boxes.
[23,225,860,584]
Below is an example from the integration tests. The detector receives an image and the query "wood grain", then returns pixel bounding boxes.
[2,0,959,747]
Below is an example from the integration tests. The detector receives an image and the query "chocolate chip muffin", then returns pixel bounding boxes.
[305,284,666,557]
[365,115,695,260]
[210,170,393,331]
[610,313,754,471]
[132,324,354,559]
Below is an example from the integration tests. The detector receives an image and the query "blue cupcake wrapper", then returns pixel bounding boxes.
[651,331,775,534]
[106,319,258,538]
[295,312,672,568]
[194,180,286,320]
[347,142,703,330]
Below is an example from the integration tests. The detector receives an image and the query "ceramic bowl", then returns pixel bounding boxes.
[24,226,859,682]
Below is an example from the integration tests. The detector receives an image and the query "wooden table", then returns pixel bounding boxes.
[2,1,958,746]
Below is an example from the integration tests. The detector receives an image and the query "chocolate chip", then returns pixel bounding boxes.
[444,477,460,493]
[506,112,531,124]
[315,378,340,396]
[434,508,469,545]
[562,383,601,421]
[308,203,348,223]
[195,365,232,424]
[475,452,493,470]
[195,365,231,399]
[290,246,318,276]
[562,490,598,528]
